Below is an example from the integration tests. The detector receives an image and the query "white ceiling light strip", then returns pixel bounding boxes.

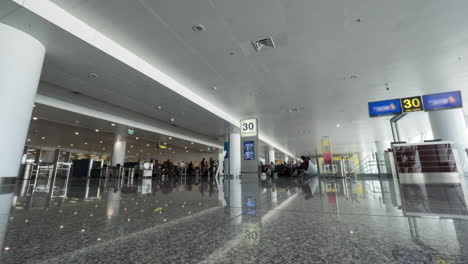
[16,0,297,159]
[36,94,223,149]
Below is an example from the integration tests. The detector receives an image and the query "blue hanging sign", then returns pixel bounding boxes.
[368,99,402,117]
[423,91,462,111]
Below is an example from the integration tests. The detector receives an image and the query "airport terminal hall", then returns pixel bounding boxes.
[3,1,468,264]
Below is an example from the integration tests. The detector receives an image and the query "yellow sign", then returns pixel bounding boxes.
[159,145,167,149]
[401,96,423,112]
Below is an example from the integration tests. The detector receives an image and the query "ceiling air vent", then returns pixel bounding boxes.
[253,37,275,52]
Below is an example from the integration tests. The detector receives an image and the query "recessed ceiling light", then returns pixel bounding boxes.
[111,123,116,126]
[136,137,139,140]
[95,129,99,132]
[193,24,205,32]
[169,148,172,150]
[173,151,175,154]
[170,118,175,122]
[184,146,187,149]
[74,132,79,135]
[75,120,79,124]
[88,73,99,78]
[33,104,36,107]
[146,144,150,147]
[102,148,106,150]
[57,145,61,148]
[131,145,134,148]
[164,142,167,145]
[70,144,74,146]
[84,142,88,145]
[191,142,194,145]
[156,106,162,110]
[186,150,189,153]
[41,137,45,140]
[168,137,172,140]
[336,124,341,127]
[200,150,203,152]
[100,141,103,144]
[211,86,217,91]
[32,117,38,120]
[27,139,31,142]
[159,152,162,155]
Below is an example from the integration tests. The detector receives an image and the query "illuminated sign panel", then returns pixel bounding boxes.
[368,99,402,117]
[401,96,423,112]
[423,91,462,111]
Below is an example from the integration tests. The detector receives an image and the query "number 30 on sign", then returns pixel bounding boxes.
[240,119,257,137]
[401,96,424,112]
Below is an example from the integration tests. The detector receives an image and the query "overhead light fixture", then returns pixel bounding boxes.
[184,146,187,149]
[336,124,341,127]
[164,142,167,145]
[169,148,172,150]
[33,104,36,107]
[32,117,38,120]
[186,150,189,153]
[191,142,194,145]
[27,139,31,142]
[146,144,150,147]
[193,24,205,32]
[88,73,99,78]
[70,144,74,146]
[168,137,172,140]
[41,137,45,140]
[57,145,61,148]
[99,141,103,144]
[84,142,88,145]
[74,132,79,135]
[136,137,139,140]
[156,106,162,110]
[170,118,175,122]
[95,129,99,132]
[74,120,79,124]
[131,145,134,148]
[111,123,116,126]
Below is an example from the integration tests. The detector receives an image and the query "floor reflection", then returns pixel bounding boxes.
[0,173,467,263]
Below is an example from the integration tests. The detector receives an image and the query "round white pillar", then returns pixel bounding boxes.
[218,149,224,175]
[229,131,241,176]
[0,23,45,178]
[428,108,468,172]
[111,133,127,166]
[375,141,388,173]
[268,148,275,165]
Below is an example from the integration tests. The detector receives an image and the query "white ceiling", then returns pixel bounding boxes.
[4,0,468,156]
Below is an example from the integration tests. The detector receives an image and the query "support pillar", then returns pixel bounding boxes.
[228,131,241,176]
[111,133,127,166]
[0,23,45,178]
[428,108,468,173]
[375,141,388,173]
[268,147,275,165]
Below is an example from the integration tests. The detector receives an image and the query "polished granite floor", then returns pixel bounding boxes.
[0,173,468,263]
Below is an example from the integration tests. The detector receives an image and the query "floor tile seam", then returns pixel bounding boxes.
[140,213,245,264]
[33,206,224,264]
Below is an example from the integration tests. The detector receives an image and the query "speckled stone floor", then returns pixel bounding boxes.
[0,174,467,263]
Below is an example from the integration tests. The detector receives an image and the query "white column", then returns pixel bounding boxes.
[375,141,388,173]
[0,24,45,178]
[218,149,224,175]
[285,156,289,164]
[268,147,275,165]
[111,133,127,166]
[229,131,241,176]
[428,108,468,173]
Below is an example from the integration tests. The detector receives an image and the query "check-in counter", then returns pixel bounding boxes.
[392,141,468,219]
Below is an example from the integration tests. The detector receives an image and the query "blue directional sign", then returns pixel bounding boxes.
[423,91,462,111]
[368,99,402,117]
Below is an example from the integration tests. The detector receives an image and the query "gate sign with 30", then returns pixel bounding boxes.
[401,96,424,112]
[240,119,257,137]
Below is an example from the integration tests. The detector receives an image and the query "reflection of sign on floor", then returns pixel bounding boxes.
[242,223,261,245]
